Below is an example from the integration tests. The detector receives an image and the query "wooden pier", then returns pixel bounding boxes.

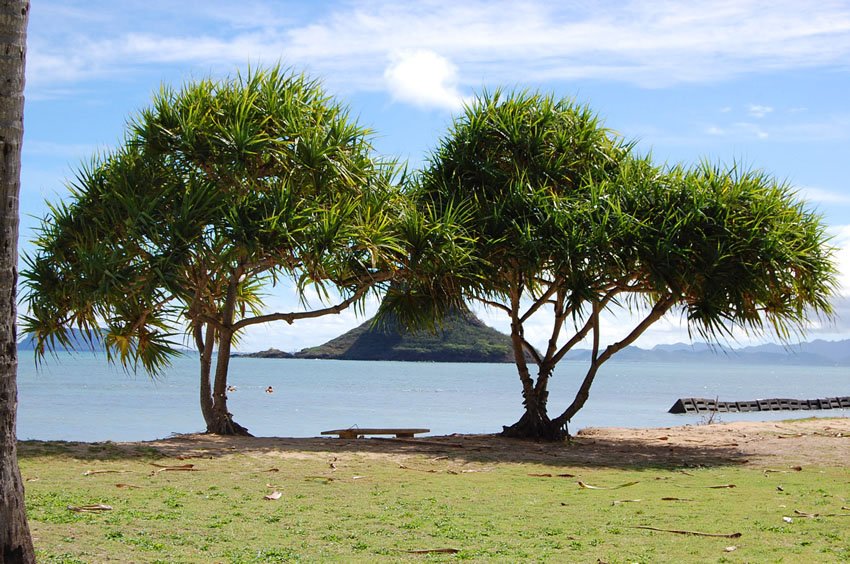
[669,396,850,414]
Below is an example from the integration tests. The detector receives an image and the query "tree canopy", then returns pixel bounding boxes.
[22,66,414,435]
[398,90,837,440]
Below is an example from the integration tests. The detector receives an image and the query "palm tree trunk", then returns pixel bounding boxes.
[205,327,251,435]
[0,1,34,560]
[197,323,214,427]
[203,275,251,436]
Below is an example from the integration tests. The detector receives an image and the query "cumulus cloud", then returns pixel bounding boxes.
[384,50,468,111]
[747,104,774,118]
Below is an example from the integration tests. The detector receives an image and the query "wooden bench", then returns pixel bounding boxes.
[321,428,430,439]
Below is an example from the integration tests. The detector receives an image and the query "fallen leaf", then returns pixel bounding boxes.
[676,483,736,489]
[578,480,639,490]
[612,499,642,505]
[67,504,112,512]
[25,477,39,482]
[304,476,334,483]
[528,473,575,478]
[151,463,193,469]
[791,466,803,471]
[352,476,366,480]
[777,486,784,492]
[406,548,459,554]
[149,463,197,474]
[793,509,850,518]
[263,468,280,473]
[264,491,282,501]
[656,436,669,441]
[431,456,449,461]
[329,462,337,470]
[630,526,741,538]
[83,469,130,476]
[661,497,693,501]
[115,483,141,489]
[783,517,793,523]
[724,546,737,552]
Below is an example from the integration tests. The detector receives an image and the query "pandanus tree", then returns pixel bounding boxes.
[391,90,837,440]
[22,67,415,435]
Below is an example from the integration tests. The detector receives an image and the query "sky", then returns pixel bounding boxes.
[20,0,850,353]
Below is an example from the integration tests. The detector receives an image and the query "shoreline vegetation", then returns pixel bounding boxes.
[20,418,850,561]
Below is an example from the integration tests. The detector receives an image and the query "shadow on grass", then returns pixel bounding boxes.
[18,432,748,470]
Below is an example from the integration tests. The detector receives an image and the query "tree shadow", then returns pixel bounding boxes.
[18,432,751,470]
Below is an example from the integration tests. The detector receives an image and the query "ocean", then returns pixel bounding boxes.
[16,352,850,442]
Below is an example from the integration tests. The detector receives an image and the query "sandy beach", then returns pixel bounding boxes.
[43,417,849,468]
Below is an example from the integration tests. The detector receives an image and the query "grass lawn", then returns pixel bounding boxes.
[19,427,850,563]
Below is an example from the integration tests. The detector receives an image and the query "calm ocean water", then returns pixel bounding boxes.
[16,352,850,442]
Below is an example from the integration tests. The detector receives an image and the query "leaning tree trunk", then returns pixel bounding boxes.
[206,327,251,436]
[0,1,34,561]
[196,323,215,427]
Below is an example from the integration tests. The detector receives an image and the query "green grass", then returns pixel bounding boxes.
[19,441,850,563]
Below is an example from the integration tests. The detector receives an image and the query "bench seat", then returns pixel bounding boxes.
[321,428,430,439]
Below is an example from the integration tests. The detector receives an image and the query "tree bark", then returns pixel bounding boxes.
[0,1,34,561]
[501,363,566,441]
[204,275,251,436]
[196,323,214,427]
[500,284,566,441]
[205,327,251,436]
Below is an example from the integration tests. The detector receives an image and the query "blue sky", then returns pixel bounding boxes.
[21,0,850,352]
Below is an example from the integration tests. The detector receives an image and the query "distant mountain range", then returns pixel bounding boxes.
[19,323,850,367]
[17,328,104,352]
[563,339,850,366]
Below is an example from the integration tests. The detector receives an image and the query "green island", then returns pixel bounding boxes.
[246,310,517,363]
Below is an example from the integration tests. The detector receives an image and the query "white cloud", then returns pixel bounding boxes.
[24,140,103,159]
[798,187,850,206]
[829,224,850,297]
[26,0,850,99]
[384,50,467,111]
[707,121,770,140]
[748,104,774,118]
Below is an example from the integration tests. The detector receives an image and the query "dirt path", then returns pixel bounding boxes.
[69,417,846,469]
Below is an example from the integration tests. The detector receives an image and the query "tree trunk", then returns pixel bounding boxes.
[206,327,251,436]
[197,323,214,426]
[501,365,567,441]
[0,1,34,561]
